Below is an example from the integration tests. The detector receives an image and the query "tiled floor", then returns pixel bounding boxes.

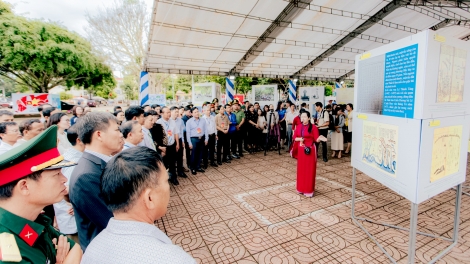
[157,150,470,263]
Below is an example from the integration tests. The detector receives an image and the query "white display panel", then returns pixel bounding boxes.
[354,29,470,120]
[352,113,469,204]
[251,85,279,107]
[298,86,324,115]
[351,113,422,202]
[335,88,355,105]
[192,83,221,106]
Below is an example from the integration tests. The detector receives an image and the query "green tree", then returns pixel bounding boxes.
[59,92,73,100]
[122,75,138,100]
[0,4,115,93]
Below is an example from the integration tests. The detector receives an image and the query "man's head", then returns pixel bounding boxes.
[150,104,159,110]
[315,102,323,112]
[160,107,171,121]
[325,104,332,112]
[289,102,296,111]
[178,107,184,117]
[21,119,44,141]
[184,106,192,117]
[42,107,60,122]
[224,104,232,113]
[76,112,123,155]
[0,126,76,207]
[244,100,250,108]
[143,105,151,112]
[125,106,145,125]
[301,103,307,109]
[254,102,260,110]
[269,104,275,111]
[203,106,210,117]
[191,107,200,119]
[101,147,169,221]
[0,122,20,145]
[0,110,13,123]
[169,106,179,120]
[37,104,52,115]
[67,125,85,152]
[113,106,122,112]
[121,121,144,146]
[143,112,154,129]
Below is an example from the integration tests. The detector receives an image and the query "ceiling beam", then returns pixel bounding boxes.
[292,0,407,77]
[229,0,315,74]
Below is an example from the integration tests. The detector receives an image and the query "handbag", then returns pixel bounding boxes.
[301,124,314,155]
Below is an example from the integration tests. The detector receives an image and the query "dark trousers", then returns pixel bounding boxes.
[176,138,184,174]
[217,131,228,162]
[316,129,328,159]
[190,137,204,170]
[203,134,216,166]
[184,134,191,168]
[163,142,177,177]
[236,128,244,155]
[228,132,236,157]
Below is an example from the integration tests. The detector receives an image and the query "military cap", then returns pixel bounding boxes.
[231,98,240,106]
[0,125,76,186]
[203,101,210,106]
[211,98,219,104]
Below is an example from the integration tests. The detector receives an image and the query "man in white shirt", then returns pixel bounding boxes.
[82,147,196,264]
[201,106,217,168]
[14,119,45,146]
[121,121,144,150]
[315,102,329,162]
[0,122,21,155]
[125,106,155,151]
[285,101,298,151]
[141,112,156,151]
[171,106,188,178]
[0,110,13,123]
[157,107,180,185]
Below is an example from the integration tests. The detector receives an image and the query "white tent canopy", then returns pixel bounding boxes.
[144,0,470,81]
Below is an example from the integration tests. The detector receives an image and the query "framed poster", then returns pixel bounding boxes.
[251,85,278,107]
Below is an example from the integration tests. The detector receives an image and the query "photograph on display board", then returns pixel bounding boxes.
[430,125,462,182]
[193,85,212,102]
[437,44,467,103]
[13,93,50,113]
[299,87,322,102]
[254,86,275,101]
[362,120,398,176]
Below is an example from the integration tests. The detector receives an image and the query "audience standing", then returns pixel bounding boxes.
[47,112,72,154]
[202,105,217,168]
[0,122,20,155]
[186,107,208,175]
[121,121,144,150]
[15,119,44,146]
[157,107,180,185]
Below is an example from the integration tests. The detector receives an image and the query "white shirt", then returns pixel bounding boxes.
[157,118,178,146]
[317,110,330,130]
[138,127,156,151]
[13,138,27,147]
[57,131,73,155]
[285,110,298,124]
[123,141,136,150]
[202,114,216,135]
[347,110,353,132]
[0,141,14,155]
[82,218,196,264]
[53,147,82,234]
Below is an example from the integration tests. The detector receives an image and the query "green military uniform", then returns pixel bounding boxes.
[0,126,77,264]
[0,208,75,264]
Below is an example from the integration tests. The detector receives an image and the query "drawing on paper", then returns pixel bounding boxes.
[362,121,398,176]
[437,45,467,103]
[430,125,462,182]
[254,86,275,101]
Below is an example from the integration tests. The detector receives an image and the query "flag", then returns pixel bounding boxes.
[225,77,234,103]
[139,71,149,106]
[288,79,297,103]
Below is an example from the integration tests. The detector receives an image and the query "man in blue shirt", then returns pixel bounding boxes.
[224,104,238,160]
[186,107,208,175]
[181,106,192,169]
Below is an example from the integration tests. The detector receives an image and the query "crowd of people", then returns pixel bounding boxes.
[0,98,353,263]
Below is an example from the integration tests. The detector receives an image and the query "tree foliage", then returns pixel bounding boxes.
[0,2,115,93]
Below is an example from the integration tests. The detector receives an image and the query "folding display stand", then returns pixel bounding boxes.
[351,168,463,264]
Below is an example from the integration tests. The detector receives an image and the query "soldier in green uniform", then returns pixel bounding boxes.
[0,126,82,264]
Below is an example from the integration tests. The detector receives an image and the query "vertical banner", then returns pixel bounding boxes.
[139,71,149,106]
[225,77,234,103]
[288,79,297,103]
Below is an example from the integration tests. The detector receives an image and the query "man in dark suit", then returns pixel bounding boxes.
[69,112,124,251]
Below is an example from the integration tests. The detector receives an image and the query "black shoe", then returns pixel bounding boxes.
[323,157,328,162]
[169,178,179,185]
[227,156,233,160]
[197,168,205,173]
[232,154,240,159]
[178,172,188,178]
[191,170,197,175]
[224,159,231,164]
[217,161,223,166]
[239,153,244,157]
[202,164,208,170]
[210,162,218,167]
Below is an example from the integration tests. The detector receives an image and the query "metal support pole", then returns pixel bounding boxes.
[407,203,418,264]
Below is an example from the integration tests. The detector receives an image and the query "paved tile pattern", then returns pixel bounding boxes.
[156,151,470,263]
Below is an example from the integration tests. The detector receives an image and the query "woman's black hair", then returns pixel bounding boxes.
[46,112,67,128]
[301,110,313,133]
[347,103,354,110]
[276,101,282,111]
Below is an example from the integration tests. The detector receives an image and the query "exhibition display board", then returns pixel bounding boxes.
[335,88,354,104]
[250,85,278,107]
[12,93,61,114]
[192,82,221,106]
[351,29,468,264]
[298,86,324,115]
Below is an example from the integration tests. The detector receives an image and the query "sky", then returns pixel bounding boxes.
[5,0,154,37]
